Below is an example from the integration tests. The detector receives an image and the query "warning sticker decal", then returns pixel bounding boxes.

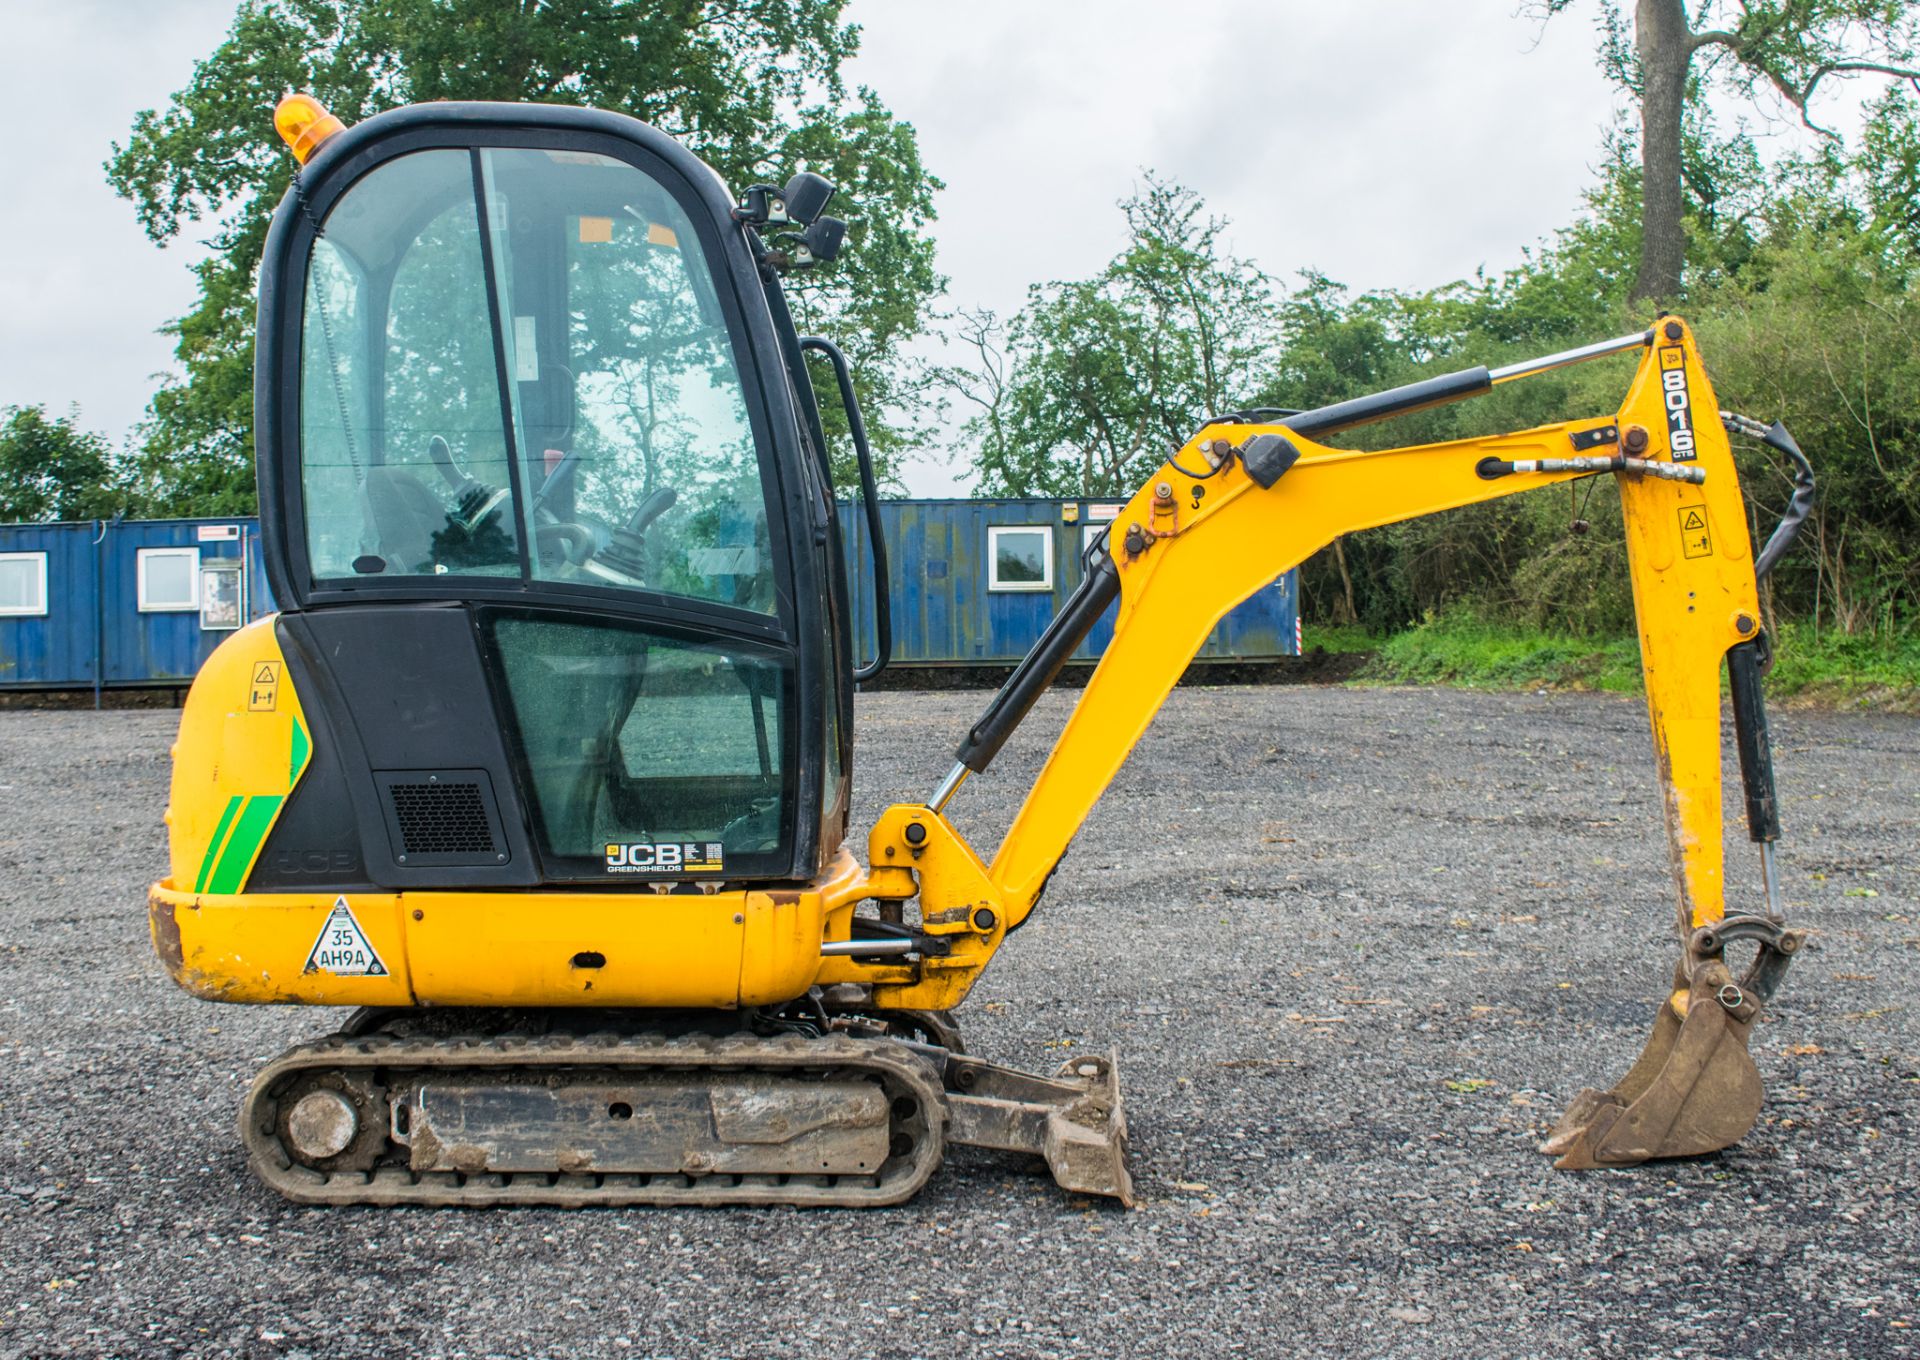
[1678,505,1712,559]
[249,662,279,712]
[303,897,388,976]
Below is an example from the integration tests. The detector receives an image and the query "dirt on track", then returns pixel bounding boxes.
[0,685,1914,1360]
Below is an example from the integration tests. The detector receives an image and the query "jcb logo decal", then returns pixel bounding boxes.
[1659,347,1696,461]
[605,841,725,874]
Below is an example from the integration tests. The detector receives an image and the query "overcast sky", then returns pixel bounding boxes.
[0,0,1633,496]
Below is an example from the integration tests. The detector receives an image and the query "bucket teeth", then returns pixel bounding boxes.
[1545,916,1802,1170]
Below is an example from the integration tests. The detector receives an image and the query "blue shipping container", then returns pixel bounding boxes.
[0,519,271,691]
[837,499,1297,666]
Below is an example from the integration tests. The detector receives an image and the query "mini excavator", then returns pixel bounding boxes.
[151,97,1816,1207]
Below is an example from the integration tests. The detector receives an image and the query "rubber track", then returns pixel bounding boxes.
[241,1030,949,1207]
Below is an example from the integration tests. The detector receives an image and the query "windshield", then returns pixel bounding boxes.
[299,146,776,615]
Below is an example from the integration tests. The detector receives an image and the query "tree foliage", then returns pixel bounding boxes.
[1281,130,1920,639]
[109,0,942,506]
[0,406,126,523]
[946,176,1275,497]
[946,106,1920,638]
[1535,0,1920,298]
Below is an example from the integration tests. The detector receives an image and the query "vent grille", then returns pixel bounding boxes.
[386,780,496,857]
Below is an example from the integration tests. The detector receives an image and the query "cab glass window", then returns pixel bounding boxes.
[298,146,775,615]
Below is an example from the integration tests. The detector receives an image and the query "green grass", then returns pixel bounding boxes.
[1299,622,1379,655]
[1341,612,1919,711]
[1764,623,1920,710]
[1359,615,1642,692]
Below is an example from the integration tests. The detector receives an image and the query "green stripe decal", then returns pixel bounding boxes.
[289,716,310,788]
[195,795,246,893]
[195,717,306,897]
[207,794,285,895]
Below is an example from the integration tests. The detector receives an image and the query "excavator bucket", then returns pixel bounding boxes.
[1543,916,1805,1168]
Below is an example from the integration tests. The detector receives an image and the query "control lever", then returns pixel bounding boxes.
[625,487,678,535]
[594,487,679,581]
[425,435,509,533]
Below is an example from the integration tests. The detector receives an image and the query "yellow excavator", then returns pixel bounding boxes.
[150,95,1816,1207]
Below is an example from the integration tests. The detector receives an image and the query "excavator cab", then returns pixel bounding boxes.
[252,104,859,892]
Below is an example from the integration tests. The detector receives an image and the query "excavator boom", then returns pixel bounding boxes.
[888,317,1811,1172]
[970,323,1760,929]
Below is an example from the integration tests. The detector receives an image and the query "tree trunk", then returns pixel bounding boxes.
[1332,536,1357,625]
[1633,0,1692,301]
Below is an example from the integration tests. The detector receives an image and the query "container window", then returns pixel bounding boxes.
[199,564,244,630]
[0,553,48,616]
[987,526,1053,592]
[137,547,200,612]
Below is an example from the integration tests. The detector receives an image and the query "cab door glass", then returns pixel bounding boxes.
[379,165,521,576]
[490,613,791,869]
[478,148,776,614]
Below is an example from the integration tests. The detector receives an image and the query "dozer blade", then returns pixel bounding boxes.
[1544,915,1804,1169]
[944,1050,1134,1206]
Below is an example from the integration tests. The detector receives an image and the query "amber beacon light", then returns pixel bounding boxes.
[273,94,346,163]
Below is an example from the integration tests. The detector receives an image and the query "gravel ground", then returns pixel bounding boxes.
[0,685,1915,1359]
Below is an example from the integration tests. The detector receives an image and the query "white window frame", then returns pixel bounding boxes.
[0,552,48,617]
[137,546,202,612]
[987,525,1054,593]
[1081,522,1112,558]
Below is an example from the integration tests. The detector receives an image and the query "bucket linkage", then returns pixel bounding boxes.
[1543,913,1805,1169]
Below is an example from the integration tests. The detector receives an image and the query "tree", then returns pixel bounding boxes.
[0,406,125,523]
[1856,83,1920,247]
[949,176,1277,497]
[1537,0,1920,299]
[108,0,941,509]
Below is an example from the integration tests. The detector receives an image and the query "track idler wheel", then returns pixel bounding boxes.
[269,1070,389,1173]
[1543,914,1805,1169]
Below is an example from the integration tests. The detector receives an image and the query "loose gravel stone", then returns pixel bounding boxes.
[0,686,1912,1358]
